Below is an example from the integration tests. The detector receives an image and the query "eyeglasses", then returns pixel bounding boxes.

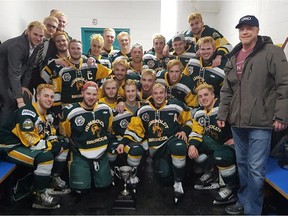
[46,23,57,30]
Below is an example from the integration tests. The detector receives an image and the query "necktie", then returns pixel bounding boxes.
[38,38,49,70]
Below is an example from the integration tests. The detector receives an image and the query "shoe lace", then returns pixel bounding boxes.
[53,176,67,189]
[218,187,232,198]
[42,191,54,204]
[129,176,139,184]
[174,181,184,194]
[200,173,212,182]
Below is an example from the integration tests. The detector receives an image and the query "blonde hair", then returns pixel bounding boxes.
[167,59,184,71]
[37,84,54,94]
[102,79,119,96]
[123,79,138,90]
[90,33,104,47]
[152,83,166,92]
[43,16,59,26]
[141,69,156,80]
[112,59,129,70]
[103,28,115,36]
[197,36,216,50]
[117,31,130,42]
[27,21,46,32]
[152,33,166,44]
[53,31,70,42]
[188,12,203,23]
[195,83,214,94]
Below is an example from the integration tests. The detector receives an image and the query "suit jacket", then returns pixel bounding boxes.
[29,38,57,90]
[0,32,40,98]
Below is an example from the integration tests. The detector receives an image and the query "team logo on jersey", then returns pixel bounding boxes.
[76,80,84,90]
[212,32,221,39]
[152,124,163,138]
[22,109,36,118]
[62,73,71,82]
[147,60,155,68]
[22,118,33,130]
[164,57,171,65]
[198,117,206,127]
[91,124,101,137]
[142,113,149,122]
[120,119,129,129]
[75,115,85,126]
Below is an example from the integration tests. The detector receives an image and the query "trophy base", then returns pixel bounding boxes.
[113,194,136,210]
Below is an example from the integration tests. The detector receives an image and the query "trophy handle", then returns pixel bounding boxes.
[114,166,121,179]
[131,167,137,177]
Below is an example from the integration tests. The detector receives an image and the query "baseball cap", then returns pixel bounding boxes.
[235,15,259,28]
[172,33,185,42]
[82,81,98,91]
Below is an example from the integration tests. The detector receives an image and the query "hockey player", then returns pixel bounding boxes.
[183,36,227,97]
[138,68,156,103]
[86,33,111,69]
[108,79,143,191]
[98,79,119,109]
[120,83,202,203]
[59,81,113,196]
[156,59,197,108]
[40,31,70,121]
[188,83,238,205]
[143,33,170,72]
[58,39,111,105]
[127,43,144,75]
[0,84,69,209]
[163,12,232,67]
[110,31,131,63]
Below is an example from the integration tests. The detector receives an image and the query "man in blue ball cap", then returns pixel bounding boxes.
[217,15,288,215]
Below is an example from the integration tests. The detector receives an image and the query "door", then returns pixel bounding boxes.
[81,27,130,55]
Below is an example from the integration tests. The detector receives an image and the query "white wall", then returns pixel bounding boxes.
[0,0,162,51]
[1,0,288,51]
[217,0,288,47]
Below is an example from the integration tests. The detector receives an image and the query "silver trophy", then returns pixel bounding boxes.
[113,166,136,209]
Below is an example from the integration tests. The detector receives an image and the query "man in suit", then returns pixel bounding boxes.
[29,16,59,93]
[0,20,45,126]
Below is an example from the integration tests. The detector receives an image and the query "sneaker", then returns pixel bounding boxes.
[46,176,71,195]
[32,190,60,209]
[225,204,244,215]
[173,181,184,203]
[128,176,139,193]
[194,182,220,190]
[213,186,237,205]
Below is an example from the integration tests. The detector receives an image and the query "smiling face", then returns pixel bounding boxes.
[124,83,137,104]
[54,34,69,52]
[27,26,45,47]
[238,25,259,48]
[152,84,166,108]
[82,87,98,109]
[91,40,103,57]
[37,88,54,110]
[69,41,82,61]
[172,40,186,55]
[199,42,215,61]
[197,88,215,110]
[113,64,127,82]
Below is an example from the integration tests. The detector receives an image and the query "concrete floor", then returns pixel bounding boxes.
[0,157,287,215]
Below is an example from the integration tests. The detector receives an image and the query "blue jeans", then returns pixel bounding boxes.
[231,127,272,215]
